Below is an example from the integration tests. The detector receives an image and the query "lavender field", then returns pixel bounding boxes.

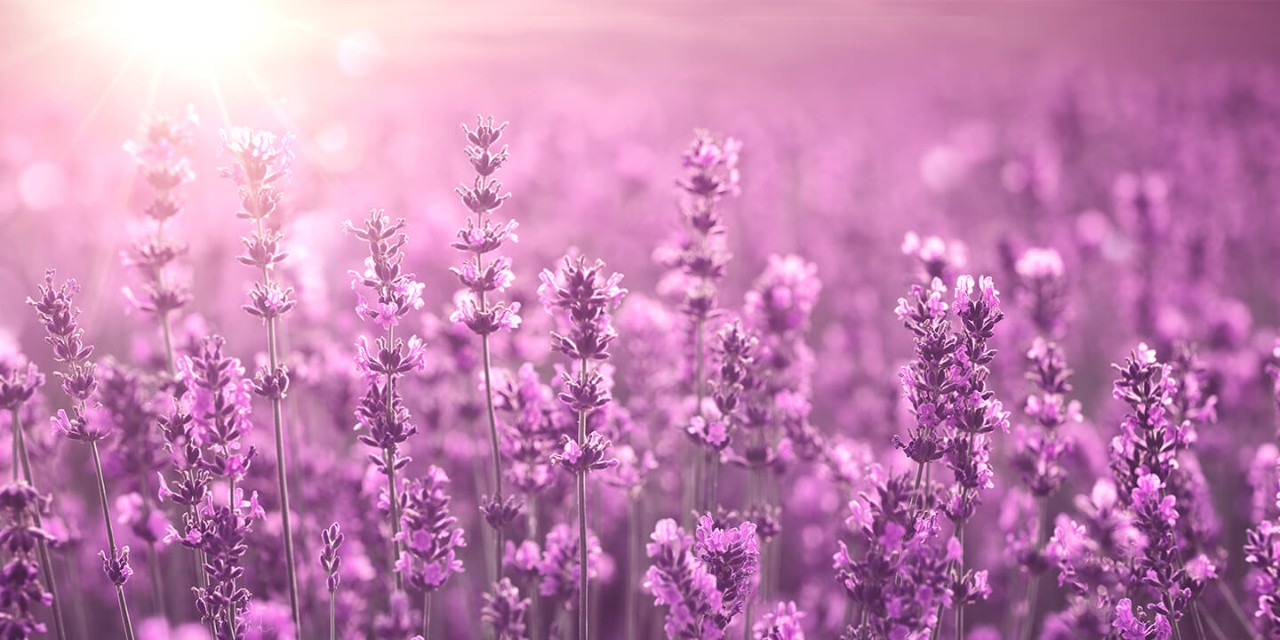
[3,2,1280,639]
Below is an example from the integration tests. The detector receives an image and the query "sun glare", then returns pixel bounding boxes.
[100,0,267,64]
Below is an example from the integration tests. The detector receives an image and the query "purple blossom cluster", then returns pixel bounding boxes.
[5,20,1280,640]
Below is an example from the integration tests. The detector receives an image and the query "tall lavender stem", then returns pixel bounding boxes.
[452,116,523,581]
[29,271,137,640]
[92,441,136,640]
[8,404,68,640]
[220,127,301,633]
[542,256,625,640]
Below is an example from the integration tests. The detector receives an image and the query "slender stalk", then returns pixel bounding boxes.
[12,408,68,640]
[137,473,169,621]
[255,216,302,633]
[329,592,336,640]
[91,441,136,640]
[1203,607,1230,640]
[954,525,965,640]
[1215,581,1260,639]
[577,356,590,640]
[384,322,405,593]
[384,446,404,591]
[475,210,506,582]
[423,592,432,639]
[1167,595,1184,640]
[1020,496,1049,640]
[529,500,544,640]
[480,330,505,580]
[692,318,706,514]
[1191,603,1207,640]
[625,495,641,640]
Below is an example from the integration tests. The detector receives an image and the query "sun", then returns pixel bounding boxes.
[99,0,268,65]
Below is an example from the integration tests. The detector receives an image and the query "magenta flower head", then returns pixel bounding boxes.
[539,255,627,363]
[0,353,44,413]
[345,210,427,330]
[643,518,724,639]
[481,578,530,640]
[395,465,466,593]
[1014,246,1067,336]
[743,255,821,338]
[680,129,742,200]
[218,127,293,193]
[902,231,966,284]
[452,115,522,337]
[753,601,806,640]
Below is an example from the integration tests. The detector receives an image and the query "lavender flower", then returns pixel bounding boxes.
[1245,468,1280,636]
[540,254,625,639]
[692,514,759,628]
[1013,246,1067,338]
[319,523,342,640]
[644,518,724,640]
[122,108,198,375]
[220,126,301,631]
[395,466,465,595]
[28,270,136,640]
[753,601,805,640]
[161,337,263,640]
[834,471,952,639]
[482,578,530,640]
[0,482,54,640]
[0,352,63,639]
[345,209,430,594]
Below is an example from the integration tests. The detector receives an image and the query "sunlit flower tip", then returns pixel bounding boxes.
[1015,247,1065,280]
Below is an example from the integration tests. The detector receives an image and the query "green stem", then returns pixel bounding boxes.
[91,441,136,640]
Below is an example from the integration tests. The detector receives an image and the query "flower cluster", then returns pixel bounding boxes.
[0,482,54,640]
[833,472,953,639]
[395,466,466,594]
[451,115,522,337]
[742,255,823,461]
[663,130,740,323]
[1244,465,1280,635]
[121,108,197,328]
[482,577,530,640]
[643,515,759,638]
[541,254,626,472]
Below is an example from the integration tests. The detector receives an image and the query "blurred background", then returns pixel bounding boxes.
[4,1,1280,636]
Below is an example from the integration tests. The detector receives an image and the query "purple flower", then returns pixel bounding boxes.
[482,578,530,640]
[693,514,759,626]
[395,466,465,593]
[319,522,343,594]
[753,601,805,640]
[644,518,724,639]
[452,116,522,337]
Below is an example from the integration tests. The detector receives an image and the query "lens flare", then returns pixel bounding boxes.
[100,0,266,64]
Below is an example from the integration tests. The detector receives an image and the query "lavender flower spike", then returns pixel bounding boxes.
[0,351,66,640]
[122,107,197,375]
[395,466,465,638]
[27,270,136,640]
[482,578,531,640]
[541,254,626,640]
[320,523,343,640]
[345,208,429,594]
[452,115,522,581]
[219,125,302,633]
